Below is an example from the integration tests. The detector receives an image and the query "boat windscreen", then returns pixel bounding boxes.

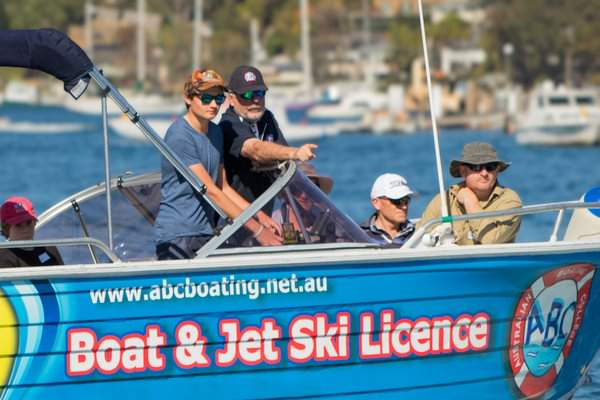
[36,180,161,264]
[35,167,373,265]
[218,168,372,249]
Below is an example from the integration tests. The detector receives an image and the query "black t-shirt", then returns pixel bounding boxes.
[219,107,288,202]
[0,246,64,268]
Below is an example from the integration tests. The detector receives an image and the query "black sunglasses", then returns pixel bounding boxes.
[382,196,411,207]
[464,162,500,173]
[199,93,226,105]
[239,90,266,101]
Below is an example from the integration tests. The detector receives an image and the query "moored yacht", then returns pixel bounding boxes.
[515,85,600,145]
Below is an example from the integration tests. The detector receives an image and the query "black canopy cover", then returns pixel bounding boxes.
[0,28,93,99]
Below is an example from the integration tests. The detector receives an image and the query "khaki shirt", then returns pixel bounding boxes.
[416,183,522,245]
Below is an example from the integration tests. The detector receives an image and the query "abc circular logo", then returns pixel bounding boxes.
[509,263,595,397]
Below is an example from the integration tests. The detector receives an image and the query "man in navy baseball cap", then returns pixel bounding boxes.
[220,66,318,203]
[227,65,268,94]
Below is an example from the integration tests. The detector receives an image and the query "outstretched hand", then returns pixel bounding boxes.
[293,144,318,161]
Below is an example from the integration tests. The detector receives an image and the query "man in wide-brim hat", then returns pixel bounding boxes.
[417,142,522,245]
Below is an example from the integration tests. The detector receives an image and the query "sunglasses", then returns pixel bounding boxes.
[238,90,266,101]
[199,93,226,105]
[382,196,411,207]
[464,162,500,173]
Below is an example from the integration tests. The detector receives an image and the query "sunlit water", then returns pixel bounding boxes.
[0,103,599,397]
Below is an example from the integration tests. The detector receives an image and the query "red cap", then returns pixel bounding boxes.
[0,196,38,225]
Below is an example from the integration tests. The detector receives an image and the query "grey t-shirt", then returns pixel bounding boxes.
[154,117,224,244]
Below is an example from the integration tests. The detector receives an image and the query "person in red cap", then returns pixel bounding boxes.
[0,196,64,267]
[154,68,282,260]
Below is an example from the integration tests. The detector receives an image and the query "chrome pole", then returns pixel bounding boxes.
[88,68,227,220]
[550,209,565,242]
[101,89,114,250]
[417,0,449,218]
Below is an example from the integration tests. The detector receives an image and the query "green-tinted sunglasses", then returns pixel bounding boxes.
[239,90,266,101]
[199,93,226,105]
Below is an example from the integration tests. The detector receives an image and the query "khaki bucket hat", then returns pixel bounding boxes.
[449,142,510,178]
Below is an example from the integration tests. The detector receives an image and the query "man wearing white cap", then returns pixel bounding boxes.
[360,173,415,246]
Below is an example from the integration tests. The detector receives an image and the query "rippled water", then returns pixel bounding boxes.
[0,103,599,397]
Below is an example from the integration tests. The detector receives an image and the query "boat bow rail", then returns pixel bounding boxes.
[0,238,119,263]
[404,200,600,248]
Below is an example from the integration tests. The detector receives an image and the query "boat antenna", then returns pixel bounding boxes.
[417,0,449,218]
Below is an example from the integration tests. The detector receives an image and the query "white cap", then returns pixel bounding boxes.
[370,173,414,200]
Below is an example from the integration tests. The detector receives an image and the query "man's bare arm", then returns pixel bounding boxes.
[241,138,317,163]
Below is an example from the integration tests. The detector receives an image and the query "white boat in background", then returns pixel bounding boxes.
[0,117,88,134]
[306,88,387,134]
[3,80,40,104]
[515,86,600,145]
[64,92,184,116]
[267,99,338,142]
[109,115,174,141]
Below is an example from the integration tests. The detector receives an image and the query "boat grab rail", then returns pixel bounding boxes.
[0,238,120,263]
[403,200,600,249]
[195,161,297,258]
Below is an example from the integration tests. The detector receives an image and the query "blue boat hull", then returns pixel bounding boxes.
[1,249,599,399]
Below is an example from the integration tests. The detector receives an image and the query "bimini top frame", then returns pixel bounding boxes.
[0,28,299,260]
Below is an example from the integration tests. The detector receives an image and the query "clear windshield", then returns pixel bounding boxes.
[218,167,371,249]
[36,166,373,265]
[36,177,161,264]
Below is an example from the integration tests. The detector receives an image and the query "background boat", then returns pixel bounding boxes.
[515,85,600,146]
[109,114,175,141]
[0,117,88,135]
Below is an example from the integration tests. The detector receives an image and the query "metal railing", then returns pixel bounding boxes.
[0,238,120,263]
[403,201,600,249]
[195,161,297,258]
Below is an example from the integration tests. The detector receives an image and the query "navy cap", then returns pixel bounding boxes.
[227,65,268,94]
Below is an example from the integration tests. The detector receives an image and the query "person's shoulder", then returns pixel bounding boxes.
[0,247,12,259]
[208,120,223,134]
[45,246,64,265]
[263,108,277,121]
[448,183,463,195]
[424,190,445,206]
[495,183,522,202]
[218,107,239,127]
[359,215,374,230]
[164,116,189,140]
[0,248,19,267]
[45,246,61,257]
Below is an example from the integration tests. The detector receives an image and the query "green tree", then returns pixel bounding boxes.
[386,18,422,83]
[1,0,85,30]
[431,12,471,48]
[264,1,299,57]
[483,0,600,87]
